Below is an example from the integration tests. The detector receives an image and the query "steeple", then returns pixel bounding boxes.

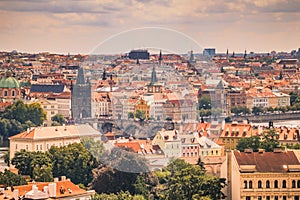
[76,67,86,84]
[102,68,107,80]
[244,49,247,59]
[189,50,194,63]
[150,64,157,85]
[158,50,163,65]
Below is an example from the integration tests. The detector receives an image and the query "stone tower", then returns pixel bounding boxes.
[71,67,91,120]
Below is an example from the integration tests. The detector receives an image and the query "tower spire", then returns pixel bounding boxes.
[150,63,157,85]
[158,50,163,65]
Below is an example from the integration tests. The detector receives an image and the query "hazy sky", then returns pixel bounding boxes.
[1,0,300,54]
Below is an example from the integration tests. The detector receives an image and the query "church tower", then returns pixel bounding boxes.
[147,64,162,93]
[71,67,92,120]
[158,50,163,66]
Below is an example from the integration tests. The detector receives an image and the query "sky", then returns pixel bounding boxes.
[1,0,300,55]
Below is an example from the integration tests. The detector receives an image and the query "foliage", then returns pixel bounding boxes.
[252,106,263,115]
[81,138,105,161]
[92,147,152,194]
[91,191,146,200]
[1,150,10,167]
[0,169,27,187]
[49,143,98,186]
[51,113,66,125]
[231,106,250,115]
[199,109,211,117]
[128,112,134,119]
[155,159,226,200]
[11,150,53,179]
[236,136,261,152]
[198,96,211,110]
[135,110,146,121]
[0,100,46,138]
[236,129,280,152]
[260,128,280,152]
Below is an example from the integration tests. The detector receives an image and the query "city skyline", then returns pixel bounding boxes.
[0,0,300,54]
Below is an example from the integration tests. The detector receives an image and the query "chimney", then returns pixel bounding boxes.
[27,128,30,133]
[43,186,48,194]
[54,177,59,182]
[13,190,19,200]
[61,176,66,181]
[48,183,57,198]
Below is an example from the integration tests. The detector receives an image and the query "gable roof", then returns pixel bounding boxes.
[233,150,300,173]
[30,84,65,93]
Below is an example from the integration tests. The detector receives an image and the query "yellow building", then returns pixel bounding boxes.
[134,98,150,120]
[9,124,101,161]
[152,129,181,158]
[229,149,300,200]
[218,122,256,150]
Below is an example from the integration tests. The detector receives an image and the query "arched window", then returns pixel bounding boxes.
[274,180,278,188]
[12,90,15,96]
[258,180,262,188]
[282,180,287,188]
[297,180,300,188]
[292,180,296,188]
[3,90,8,96]
[244,180,248,189]
[266,180,270,188]
[249,181,253,189]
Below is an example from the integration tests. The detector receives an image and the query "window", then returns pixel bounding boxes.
[292,180,296,188]
[258,196,262,200]
[36,145,38,150]
[244,181,248,189]
[249,181,252,189]
[274,180,278,188]
[274,196,278,200]
[15,144,18,150]
[40,145,42,150]
[4,90,8,96]
[283,196,286,200]
[266,180,270,188]
[47,144,49,149]
[282,180,287,188]
[246,197,251,200]
[258,180,262,188]
[26,145,28,150]
[266,196,270,200]
[216,150,218,155]
[298,180,300,188]
[12,90,15,96]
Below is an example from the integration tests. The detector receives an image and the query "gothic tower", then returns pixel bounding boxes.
[71,67,92,120]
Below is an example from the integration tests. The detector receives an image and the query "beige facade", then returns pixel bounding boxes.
[228,150,300,200]
[9,124,101,161]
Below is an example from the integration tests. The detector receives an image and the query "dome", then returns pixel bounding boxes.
[0,76,20,88]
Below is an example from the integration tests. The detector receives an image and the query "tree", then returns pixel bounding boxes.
[128,112,134,119]
[236,136,261,152]
[260,128,280,152]
[11,150,53,179]
[92,147,151,194]
[135,110,146,121]
[198,96,211,110]
[157,159,226,200]
[49,143,98,186]
[27,102,46,126]
[252,106,263,115]
[0,169,27,187]
[81,138,105,161]
[231,106,250,115]
[51,113,66,125]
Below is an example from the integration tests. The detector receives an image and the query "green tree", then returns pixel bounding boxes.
[49,143,98,186]
[0,169,27,187]
[51,113,66,125]
[252,106,263,115]
[260,128,280,152]
[134,175,148,198]
[158,159,226,200]
[128,112,134,119]
[92,147,151,194]
[236,136,261,152]
[135,110,146,121]
[198,96,211,110]
[231,106,250,115]
[11,150,53,179]
[27,102,46,126]
[81,138,105,161]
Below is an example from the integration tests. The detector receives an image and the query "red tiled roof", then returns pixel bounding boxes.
[233,150,300,172]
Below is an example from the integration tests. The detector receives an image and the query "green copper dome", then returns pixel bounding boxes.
[0,76,20,88]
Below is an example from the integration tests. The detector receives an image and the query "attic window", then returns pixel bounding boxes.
[284,134,288,139]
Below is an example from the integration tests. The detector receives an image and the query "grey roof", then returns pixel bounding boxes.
[30,84,65,93]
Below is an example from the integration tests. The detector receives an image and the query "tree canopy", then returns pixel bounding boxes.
[0,169,27,187]
[51,113,66,126]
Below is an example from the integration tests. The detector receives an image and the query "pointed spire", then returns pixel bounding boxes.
[244,49,247,59]
[102,68,107,80]
[158,50,163,65]
[76,67,86,84]
[150,64,157,85]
